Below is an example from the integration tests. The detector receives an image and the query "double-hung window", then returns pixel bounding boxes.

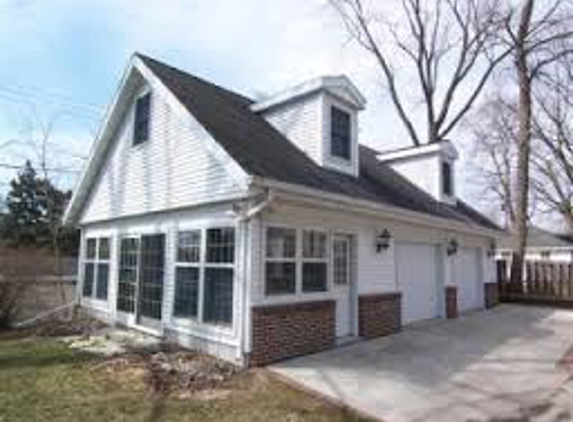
[173,231,201,319]
[265,227,297,295]
[265,227,329,296]
[302,230,328,292]
[82,237,110,300]
[172,227,235,326]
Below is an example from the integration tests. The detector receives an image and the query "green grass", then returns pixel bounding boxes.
[0,335,367,422]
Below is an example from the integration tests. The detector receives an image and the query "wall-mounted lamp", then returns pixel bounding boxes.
[487,240,497,257]
[446,238,459,256]
[376,229,392,253]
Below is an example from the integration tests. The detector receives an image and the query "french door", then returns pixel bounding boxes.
[117,233,165,330]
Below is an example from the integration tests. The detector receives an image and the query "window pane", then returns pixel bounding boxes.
[266,227,296,258]
[117,238,139,314]
[333,240,350,285]
[83,263,95,297]
[303,231,327,258]
[203,268,233,325]
[302,263,327,292]
[133,93,151,145]
[177,231,201,263]
[206,228,235,263]
[265,262,296,295]
[442,161,452,196]
[174,267,199,318]
[331,106,351,159]
[98,238,110,260]
[96,263,109,300]
[86,239,97,259]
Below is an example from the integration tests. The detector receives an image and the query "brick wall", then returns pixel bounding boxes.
[445,286,458,319]
[358,293,401,339]
[484,282,500,309]
[250,300,335,367]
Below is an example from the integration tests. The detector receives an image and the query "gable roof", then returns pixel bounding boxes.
[499,227,573,250]
[138,54,500,233]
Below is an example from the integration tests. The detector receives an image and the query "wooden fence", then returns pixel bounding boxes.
[498,260,573,305]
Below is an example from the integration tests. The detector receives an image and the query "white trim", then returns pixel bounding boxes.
[251,75,366,113]
[376,140,459,164]
[252,176,502,238]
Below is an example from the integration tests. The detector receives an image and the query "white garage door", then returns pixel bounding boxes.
[455,247,482,312]
[396,243,439,324]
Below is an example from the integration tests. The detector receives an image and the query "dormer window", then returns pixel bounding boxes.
[133,92,151,146]
[442,161,453,196]
[331,106,351,160]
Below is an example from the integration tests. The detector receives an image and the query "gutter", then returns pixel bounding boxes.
[250,176,503,239]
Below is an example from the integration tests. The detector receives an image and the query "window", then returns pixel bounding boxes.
[133,92,151,145]
[331,106,351,160]
[203,228,235,325]
[541,250,552,260]
[173,227,235,326]
[117,237,139,313]
[333,237,350,285]
[173,231,201,318]
[265,227,329,296]
[265,227,297,295]
[82,237,110,301]
[442,161,453,196]
[302,230,328,292]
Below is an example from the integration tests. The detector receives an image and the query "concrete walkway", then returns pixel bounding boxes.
[271,305,573,422]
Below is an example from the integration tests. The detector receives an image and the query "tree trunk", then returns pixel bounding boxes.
[510,0,535,283]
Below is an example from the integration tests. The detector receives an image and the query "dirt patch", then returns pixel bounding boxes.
[94,349,239,398]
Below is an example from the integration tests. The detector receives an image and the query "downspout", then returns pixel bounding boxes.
[236,189,273,366]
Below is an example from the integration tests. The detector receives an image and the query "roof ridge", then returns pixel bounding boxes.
[135,52,254,105]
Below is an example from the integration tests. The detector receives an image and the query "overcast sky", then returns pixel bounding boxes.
[0,0,488,213]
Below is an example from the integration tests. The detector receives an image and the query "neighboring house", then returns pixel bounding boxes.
[497,227,573,263]
[64,54,502,367]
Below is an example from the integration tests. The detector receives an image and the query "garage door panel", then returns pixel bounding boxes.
[396,243,439,324]
[455,247,482,312]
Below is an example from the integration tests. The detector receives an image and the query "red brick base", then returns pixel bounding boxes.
[358,293,401,339]
[445,286,458,319]
[250,300,335,366]
[484,282,499,309]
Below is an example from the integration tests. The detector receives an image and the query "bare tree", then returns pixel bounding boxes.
[506,0,573,282]
[530,56,573,231]
[330,0,512,146]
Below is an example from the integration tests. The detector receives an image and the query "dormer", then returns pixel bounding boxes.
[376,140,459,204]
[252,76,366,177]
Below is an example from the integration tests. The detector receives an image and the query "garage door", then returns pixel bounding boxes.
[396,243,439,324]
[455,247,482,312]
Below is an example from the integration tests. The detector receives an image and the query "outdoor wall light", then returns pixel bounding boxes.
[446,238,459,256]
[376,229,392,253]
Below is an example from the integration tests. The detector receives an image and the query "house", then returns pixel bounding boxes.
[64,53,503,367]
[497,227,573,263]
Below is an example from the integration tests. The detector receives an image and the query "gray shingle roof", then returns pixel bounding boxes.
[139,54,501,232]
[499,227,573,250]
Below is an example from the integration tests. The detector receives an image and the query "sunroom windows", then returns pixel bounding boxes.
[265,227,329,296]
[173,227,235,326]
[82,237,110,301]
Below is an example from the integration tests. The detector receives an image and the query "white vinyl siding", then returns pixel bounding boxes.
[80,84,247,224]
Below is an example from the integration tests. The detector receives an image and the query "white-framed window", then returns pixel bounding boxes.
[133,92,152,146]
[302,230,328,292]
[265,227,297,295]
[331,105,351,160]
[442,160,454,196]
[265,226,329,296]
[172,227,235,326]
[117,237,139,313]
[82,237,110,301]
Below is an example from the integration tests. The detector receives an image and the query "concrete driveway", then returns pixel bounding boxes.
[271,305,573,422]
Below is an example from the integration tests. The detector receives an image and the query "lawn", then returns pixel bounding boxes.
[0,334,367,422]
